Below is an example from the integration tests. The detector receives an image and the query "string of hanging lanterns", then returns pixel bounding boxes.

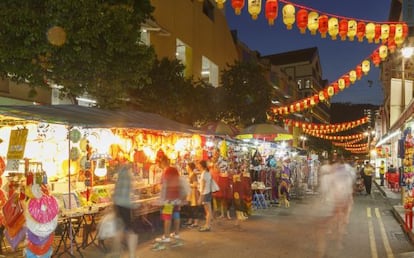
[219,0,408,46]
[284,116,368,133]
[304,130,366,141]
[332,137,365,147]
[268,44,391,117]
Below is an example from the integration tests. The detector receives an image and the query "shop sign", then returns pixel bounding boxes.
[7,129,28,160]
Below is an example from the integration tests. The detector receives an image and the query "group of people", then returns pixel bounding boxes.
[110,154,227,257]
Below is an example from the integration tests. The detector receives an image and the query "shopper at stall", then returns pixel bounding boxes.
[196,160,213,232]
[378,160,386,186]
[156,155,183,242]
[112,162,139,258]
[184,162,200,228]
[362,161,374,195]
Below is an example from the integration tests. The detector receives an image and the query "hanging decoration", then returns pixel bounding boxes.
[284,116,368,133]
[270,45,387,116]
[221,0,408,45]
[232,0,245,15]
[304,130,365,141]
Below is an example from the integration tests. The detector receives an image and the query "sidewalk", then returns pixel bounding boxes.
[374,179,414,243]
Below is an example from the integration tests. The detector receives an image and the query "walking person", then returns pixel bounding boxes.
[112,162,139,258]
[196,160,213,232]
[362,161,374,195]
[156,155,184,243]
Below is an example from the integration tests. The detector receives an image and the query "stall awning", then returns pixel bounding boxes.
[0,105,202,134]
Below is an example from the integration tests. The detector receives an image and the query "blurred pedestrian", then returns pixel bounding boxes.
[112,162,139,258]
[156,155,184,243]
[196,160,213,232]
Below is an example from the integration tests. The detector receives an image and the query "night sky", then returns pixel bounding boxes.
[224,0,392,105]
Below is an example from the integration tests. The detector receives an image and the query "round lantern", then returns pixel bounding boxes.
[361,60,370,75]
[365,23,375,43]
[347,20,357,41]
[338,78,345,90]
[379,45,388,60]
[389,24,396,39]
[289,104,294,113]
[380,24,390,43]
[374,24,381,43]
[265,0,278,25]
[349,70,357,84]
[318,91,325,101]
[296,9,308,34]
[333,82,339,93]
[371,50,381,67]
[355,65,362,80]
[231,0,245,15]
[307,11,319,35]
[327,86,334,97]
[216,0,226,9]
[295,102,301,112]
[318,15,328,38]
[356,21,366,42]
[388,39,396,53]
[282,4,295,30]
[343,75,350,87]
[248,0,262,20]
[339,19,348,41]
[328,17,339,40]
[395,23,403,39]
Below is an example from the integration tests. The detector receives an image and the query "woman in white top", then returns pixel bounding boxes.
[196,160,212,232]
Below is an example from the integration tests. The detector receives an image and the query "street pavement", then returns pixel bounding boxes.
[59,181,414,258]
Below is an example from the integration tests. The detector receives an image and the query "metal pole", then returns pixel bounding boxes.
[402,57,406,112]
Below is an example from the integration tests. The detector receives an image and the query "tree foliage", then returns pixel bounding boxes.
[0,0,155,108]
[219,61,273,126]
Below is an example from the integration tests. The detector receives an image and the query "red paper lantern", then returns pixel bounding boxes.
[356,21,366,42]
[231,0,245,15]
[355,65,363,80]
[371,50,381,67]
[388,39,396,53]
[343,75,350,87]
[296,9,308,34]
[318,15,328,38]
[389,24,396,39]
[333,82,339,93]
[265,0,278,26]
[374,24,381,43]
[339,19,348,41]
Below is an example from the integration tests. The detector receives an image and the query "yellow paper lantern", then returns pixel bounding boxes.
[349,70,357,84]
[365,23,375,43]
[381,24,390,43]
[395,24,403,39]
[338,78,345,90]
[327,86,334,97]
[248,0,262,20]
[307,11,319,35]
[282,4,295,30]
[379,45,388,60]
[328,17,339,40]
[215,0,226,9]
[318,91,325,101]
[361,60,370,75]
[347,20,357,41]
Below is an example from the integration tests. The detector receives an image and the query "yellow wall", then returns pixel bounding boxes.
[150,0,239,82]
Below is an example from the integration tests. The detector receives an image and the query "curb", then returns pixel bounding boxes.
[374,180,414,244]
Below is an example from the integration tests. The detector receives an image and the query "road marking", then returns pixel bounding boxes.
[375,208,394,258]
[367,207,378,258]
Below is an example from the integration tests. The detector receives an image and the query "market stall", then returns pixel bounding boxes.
[0,104,204,256]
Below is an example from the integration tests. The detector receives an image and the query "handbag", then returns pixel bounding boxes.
[211,177,220,193]
[97,212,121,240]
[3,193,24,227]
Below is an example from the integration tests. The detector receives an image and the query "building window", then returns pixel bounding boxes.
[201,56,218,87]
[176,39,193,77]
[140,30,150,46]
[202,0,215,21]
